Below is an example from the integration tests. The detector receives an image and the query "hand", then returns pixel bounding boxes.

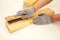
[33,14,52,25]
[16,7,35,19]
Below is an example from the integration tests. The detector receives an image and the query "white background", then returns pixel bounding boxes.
[0,0,60,40]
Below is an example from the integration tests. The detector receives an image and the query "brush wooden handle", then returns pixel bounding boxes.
[33,0,52,11]
[52,14,60,22]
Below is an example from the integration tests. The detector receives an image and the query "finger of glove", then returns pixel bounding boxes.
[16,10,26,16]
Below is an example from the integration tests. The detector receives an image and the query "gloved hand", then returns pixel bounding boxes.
[16,7,35,19]
[33,14,60,25]
[33,14,52,25]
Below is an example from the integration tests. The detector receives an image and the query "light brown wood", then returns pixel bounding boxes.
[23,0,38,8]
[5,16,22,22]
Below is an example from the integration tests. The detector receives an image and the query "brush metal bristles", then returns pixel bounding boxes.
[33,14,52,25]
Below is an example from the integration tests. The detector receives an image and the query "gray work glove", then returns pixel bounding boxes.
[33,14,52,25]
[16,7,35,19]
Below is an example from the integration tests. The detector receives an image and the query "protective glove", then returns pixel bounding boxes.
[16,7,35,19]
